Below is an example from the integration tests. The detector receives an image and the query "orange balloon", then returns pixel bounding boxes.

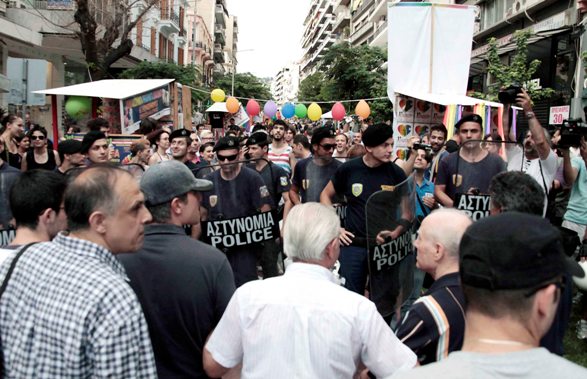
[355,100,371,119]
[226,97,240,114]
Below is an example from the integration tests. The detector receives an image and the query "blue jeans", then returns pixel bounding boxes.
[339,245,368,294]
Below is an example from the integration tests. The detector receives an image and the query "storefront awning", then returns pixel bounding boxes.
[33,79,175,99]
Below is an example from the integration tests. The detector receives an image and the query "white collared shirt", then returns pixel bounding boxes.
[206,262,417,378]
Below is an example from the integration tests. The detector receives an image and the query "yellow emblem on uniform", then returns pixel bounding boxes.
[452,174,463,187]
[302,179,309,190]
[209,195,218,207]
[351,183,363,197]
[381,185,395,191]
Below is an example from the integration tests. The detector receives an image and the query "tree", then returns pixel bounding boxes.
[213,72,272,103]
[298,72,327,102]
[74,0,158,81]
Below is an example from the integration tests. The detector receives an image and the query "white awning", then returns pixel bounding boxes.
[33,79,174,99]
[393,88,503,107]
[205,102,228,113]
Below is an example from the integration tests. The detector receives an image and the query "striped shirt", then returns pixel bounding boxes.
[396,272,466,364]
[0,233,157,378]
[268,144,292,175]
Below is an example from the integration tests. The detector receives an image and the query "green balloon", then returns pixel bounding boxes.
[295,103,307,118]
[65,96,92,120]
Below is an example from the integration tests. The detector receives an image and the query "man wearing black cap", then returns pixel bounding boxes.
[393,212,587,378]
[119,160,235,378]
[56,139,85,174]
[246,131,291,278]
[200,136,272,286]
[320,123,407,294]
[435,114,506,207]
[289,127,341,207]
[81,130,109,164]
[169,128,198,172]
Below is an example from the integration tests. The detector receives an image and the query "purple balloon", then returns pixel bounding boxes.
[264,101,278,118]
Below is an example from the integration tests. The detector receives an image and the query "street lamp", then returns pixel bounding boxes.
[231,49,255,96]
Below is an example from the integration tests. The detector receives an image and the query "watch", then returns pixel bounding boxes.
[526,111,536,119]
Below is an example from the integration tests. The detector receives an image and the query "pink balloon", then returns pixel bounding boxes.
[332,102,346,121]
[263,100,277,118]
[246,99,260,116]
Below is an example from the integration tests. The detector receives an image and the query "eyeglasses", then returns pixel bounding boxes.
[524,277,565,298]
[31,135,46,140]
[320,143,336,150]
[217,153,239,162]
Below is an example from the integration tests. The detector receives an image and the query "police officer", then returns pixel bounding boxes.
[200,136,272,287]
[169,128,198,173]
[246,132,291,278]
[321,123,408,294]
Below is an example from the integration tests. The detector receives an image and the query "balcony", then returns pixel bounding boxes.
[177,28,187,46]
[213,44,224,63]
[214,24,225,46]
[159,8,180,35]
[215,4,226,27]
[332,7,351,33]
[350,20,372,45]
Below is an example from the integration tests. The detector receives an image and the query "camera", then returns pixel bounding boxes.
[498,85,523,104]
[413,143,432,152]
[557,118,587,148]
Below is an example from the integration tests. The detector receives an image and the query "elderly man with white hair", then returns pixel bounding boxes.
[203,202,417,379]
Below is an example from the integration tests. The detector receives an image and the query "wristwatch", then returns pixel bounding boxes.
[526,111,536,119]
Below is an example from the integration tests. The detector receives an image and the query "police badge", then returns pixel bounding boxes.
[280,176,288,187]
[351,183,363,197]
[209,195,218,207]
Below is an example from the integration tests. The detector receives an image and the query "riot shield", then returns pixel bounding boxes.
[365,175,416,319]
[454,140,522,221]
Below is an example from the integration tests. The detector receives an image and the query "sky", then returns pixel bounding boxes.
[226,0,312,79]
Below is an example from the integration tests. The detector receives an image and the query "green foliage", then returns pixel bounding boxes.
[118,61,207,102]
[213,72,271,104]
[485,30,554,101]
[298,42,393,122]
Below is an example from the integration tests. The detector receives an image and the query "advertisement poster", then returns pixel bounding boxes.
[64,133,144,164]
[121,85,171,134]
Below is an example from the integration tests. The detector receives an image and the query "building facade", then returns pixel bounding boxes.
[271,63,301,104]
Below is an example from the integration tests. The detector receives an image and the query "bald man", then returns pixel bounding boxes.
[396,209,472,364]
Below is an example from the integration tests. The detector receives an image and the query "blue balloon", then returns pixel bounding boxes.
[281,102,295,119]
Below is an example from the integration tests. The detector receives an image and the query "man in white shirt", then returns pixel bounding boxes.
[203,202,417,379]
[503,90,558,198]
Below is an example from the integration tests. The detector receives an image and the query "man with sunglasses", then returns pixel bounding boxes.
[200,136,272,287]
[393,212,587,379]
[289,127,341,208]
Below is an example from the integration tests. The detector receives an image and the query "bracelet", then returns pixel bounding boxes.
[526,111,536,119]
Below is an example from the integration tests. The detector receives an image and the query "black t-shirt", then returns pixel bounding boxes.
[248,161,290,209]
[331,157,407,238]
[184,160,198,176]
[193,161,214,179]
[292,157,341,203]
[118,224,235,378]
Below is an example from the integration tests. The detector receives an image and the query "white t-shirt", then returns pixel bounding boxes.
[0,247,17,267]
[506,145,558,194]
[205,262,416,378]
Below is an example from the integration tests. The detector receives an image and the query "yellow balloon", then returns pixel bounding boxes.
[211,88,225,103]
[226,97,240,113]
[307,102,322,121]
[355,100,371,119]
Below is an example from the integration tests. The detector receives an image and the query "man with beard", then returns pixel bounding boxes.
[502,90,558,209]
[435,114,506,207]
[200,136,272,286]
[268,120,294,175]
[169,129,198,173]
[427,124,449,182]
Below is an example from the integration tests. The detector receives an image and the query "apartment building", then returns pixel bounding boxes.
[271,63,301,104]
[300,0,337,80]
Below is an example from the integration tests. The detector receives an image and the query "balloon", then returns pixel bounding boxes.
[355,100,371,119]
[295,103,307,118]
[226,97,240,113]
[264,100,278,118]
[331,102,346,121]
[281,102,295,119]
[307,103,322,121]
[246,99,260,116]
[65,96,91,120]
[211,88,225,103]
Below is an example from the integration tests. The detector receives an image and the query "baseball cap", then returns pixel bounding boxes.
[214,136,240,152]
[311,127,336,145]
[140,160,213,206]
[246,132,269,146]
[460,212,584,291]
[362,123,394,147]
[455,114,483,130]
[81,131,106,153]
[58,139,83,155]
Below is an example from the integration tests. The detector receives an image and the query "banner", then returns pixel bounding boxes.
[201,211,280,250]
[121,85,171,134]
[0,228,15,246]
[64,133,144,164]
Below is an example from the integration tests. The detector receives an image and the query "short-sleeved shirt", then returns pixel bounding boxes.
[268,145,292,175]
[202,166,272,220]
[292,157,341,203]
[416,178,435,219]
[248,161,290,209]
[506,145,558,194]
[396,272,466,364]
[563,156,587,226]
[118,224,235,378]
[331,157,407,238]
[436,151,506,200]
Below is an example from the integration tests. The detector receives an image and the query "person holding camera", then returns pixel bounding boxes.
[502,89,558,214]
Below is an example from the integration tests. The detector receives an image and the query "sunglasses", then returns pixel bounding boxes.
[217,153,239,162]
[320,143,336,150]
[31,135,46,140]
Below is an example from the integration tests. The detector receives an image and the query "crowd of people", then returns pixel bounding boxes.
[0,89,586,378]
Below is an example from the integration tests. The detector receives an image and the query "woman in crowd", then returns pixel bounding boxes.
[0,114,25,169]
[148,129,171,166]
[21,125,60,171]
[15,133,30,162]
